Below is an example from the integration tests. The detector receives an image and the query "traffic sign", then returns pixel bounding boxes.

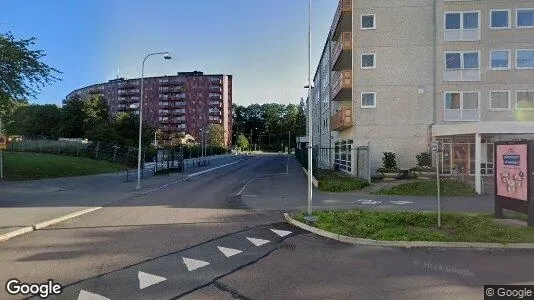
[0,136,6,150]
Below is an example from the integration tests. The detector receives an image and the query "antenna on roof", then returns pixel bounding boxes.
[116,69,120,79]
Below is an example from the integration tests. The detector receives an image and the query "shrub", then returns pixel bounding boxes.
[318,178,370,192]
[379,152,399,173]
[416,152,432,167]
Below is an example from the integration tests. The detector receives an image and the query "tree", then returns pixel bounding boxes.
[236,134,249,151]
[82,95,110,132]
[1,98,28,134]
[206,123,225,148]
[0,32,60,115]
[7,104,61,137]
[57,96,85,138]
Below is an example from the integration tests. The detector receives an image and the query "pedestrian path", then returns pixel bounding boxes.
[41,223,300,300]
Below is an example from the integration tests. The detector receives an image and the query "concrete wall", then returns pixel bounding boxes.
[352,0,435,171]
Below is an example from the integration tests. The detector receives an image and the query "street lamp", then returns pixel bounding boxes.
[136,51,172,190]
[305,0,314,219]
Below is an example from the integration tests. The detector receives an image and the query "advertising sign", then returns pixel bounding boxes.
[496,144,528,201]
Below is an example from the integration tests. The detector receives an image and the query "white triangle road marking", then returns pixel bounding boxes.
[217,246,243,257]
[78,290,110,300]
[182,257,210,271]
[138,271,166,289]
[246,237,270,246]
[270,229,292,237]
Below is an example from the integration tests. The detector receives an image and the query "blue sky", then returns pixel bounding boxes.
[2,0,337,106]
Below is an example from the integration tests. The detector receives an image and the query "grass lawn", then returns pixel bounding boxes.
[294,210,534,243]
[373,178,476,196]
[2,151,124,180]
[315,169,370,192]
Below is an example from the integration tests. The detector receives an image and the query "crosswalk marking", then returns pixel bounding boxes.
[138,271,166,289]
[217,246,243,257]
[270,229,292,237]
[182,257,210,271]
[246,237,270,246]
[78,290,110,300]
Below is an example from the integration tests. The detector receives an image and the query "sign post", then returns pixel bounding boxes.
[432,141,441,228]
[0,135,6,180]
[494,140,534,226]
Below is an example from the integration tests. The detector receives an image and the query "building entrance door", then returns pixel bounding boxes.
[452,143,470,174]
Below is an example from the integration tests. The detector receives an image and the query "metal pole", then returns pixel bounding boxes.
[0,150,3,179]
[307,0,313,216]
[436,146,441,228]
[288,131,291,154]
[136,57,146,190]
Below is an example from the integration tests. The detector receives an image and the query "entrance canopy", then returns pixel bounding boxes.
[432,121,534,137]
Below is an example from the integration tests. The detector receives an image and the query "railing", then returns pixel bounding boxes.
[210,78,222,85]
[330,0,352,35]
[330,108,352,131]
[331,32,351,66]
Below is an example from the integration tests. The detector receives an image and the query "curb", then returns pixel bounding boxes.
[301,167,318,188]
[283,213,534,249]
[0,157,246,243]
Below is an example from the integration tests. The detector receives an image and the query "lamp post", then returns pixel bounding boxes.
[305,0,314,218]
[136,52,171,190]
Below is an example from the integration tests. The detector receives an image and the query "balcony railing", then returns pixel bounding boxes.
[330,70,352,101]
[331,32,352,70]
[210,78,222,85]
[209,86,222,93]
[330,0,351,39]
[330,108,352,131]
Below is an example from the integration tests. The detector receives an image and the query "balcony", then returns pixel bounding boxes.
[330,0,352,40]
[209,86,222,93]
[330,108,352,131]
[209,101,222,107]
[209,110,222,116]
[210,78,222,85]
[209,93,222,100]
[330,70,352,102]
[158,78,170,86]
[331,32,352,71]
[170,79,187,86]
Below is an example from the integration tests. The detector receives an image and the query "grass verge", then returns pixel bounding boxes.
[373,178,476,196]
[315,169,370,192]
[2,151,124,180]
[294,210,534,243]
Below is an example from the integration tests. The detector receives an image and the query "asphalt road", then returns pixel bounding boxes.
[0,154,533,300]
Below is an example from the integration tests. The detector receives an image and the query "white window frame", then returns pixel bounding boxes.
[361,53,376,69]
[444,51,481,70]
[361,14,376,30]
[443,91,480,121]
[516,90,534,110]
[516,49,534,70]
[516,8,534,29]
[490,9,511,30]
[489,49,511,71]
[361,92,376,108]
[444,10,481,41]
[489,90,511,111]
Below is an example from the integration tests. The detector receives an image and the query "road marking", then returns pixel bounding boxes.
[390,201,414,205]
[237,178,256,195]
[356,199,382,205]
[270,229,292,237]
[78,290,110,300]
[33,207,103,230]
[242,194,258,197]
[217,246,243,257]
[246,237,270,246]
[182,257,210,271]
[138,271,166,289]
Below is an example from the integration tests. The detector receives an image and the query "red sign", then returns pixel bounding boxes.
[496,144,528,201]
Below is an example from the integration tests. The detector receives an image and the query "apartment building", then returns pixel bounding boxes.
[65,72,233,146]
[310,0,534,194]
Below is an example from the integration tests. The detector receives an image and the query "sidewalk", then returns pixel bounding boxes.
[0,154,246,240]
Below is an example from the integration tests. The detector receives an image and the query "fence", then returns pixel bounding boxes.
[294,145,371,182]
[7,137,140,168]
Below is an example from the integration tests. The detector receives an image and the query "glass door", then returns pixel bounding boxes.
[453,143,469,175]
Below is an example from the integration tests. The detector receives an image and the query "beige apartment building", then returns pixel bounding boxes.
[311,0,534,194]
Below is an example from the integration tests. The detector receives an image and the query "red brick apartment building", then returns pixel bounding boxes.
[65,71,233,146]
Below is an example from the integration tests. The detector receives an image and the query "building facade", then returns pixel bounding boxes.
[65,72,233,146]
[310,0,534,194]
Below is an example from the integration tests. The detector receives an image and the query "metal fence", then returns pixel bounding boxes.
[294,145,371,182]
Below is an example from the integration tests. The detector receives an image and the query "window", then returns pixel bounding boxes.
[444,91,479,121]
[361,92,376,108]
[517,9,534,28]
[490,50,510,70]
[445,52,479,70]
[490,9,511,29]
[516,91,534,110]
[444,11,480,41]
[490,91,511,110]
[361,14,375,29]
[361,53,375,69]
[516,50,534,69]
